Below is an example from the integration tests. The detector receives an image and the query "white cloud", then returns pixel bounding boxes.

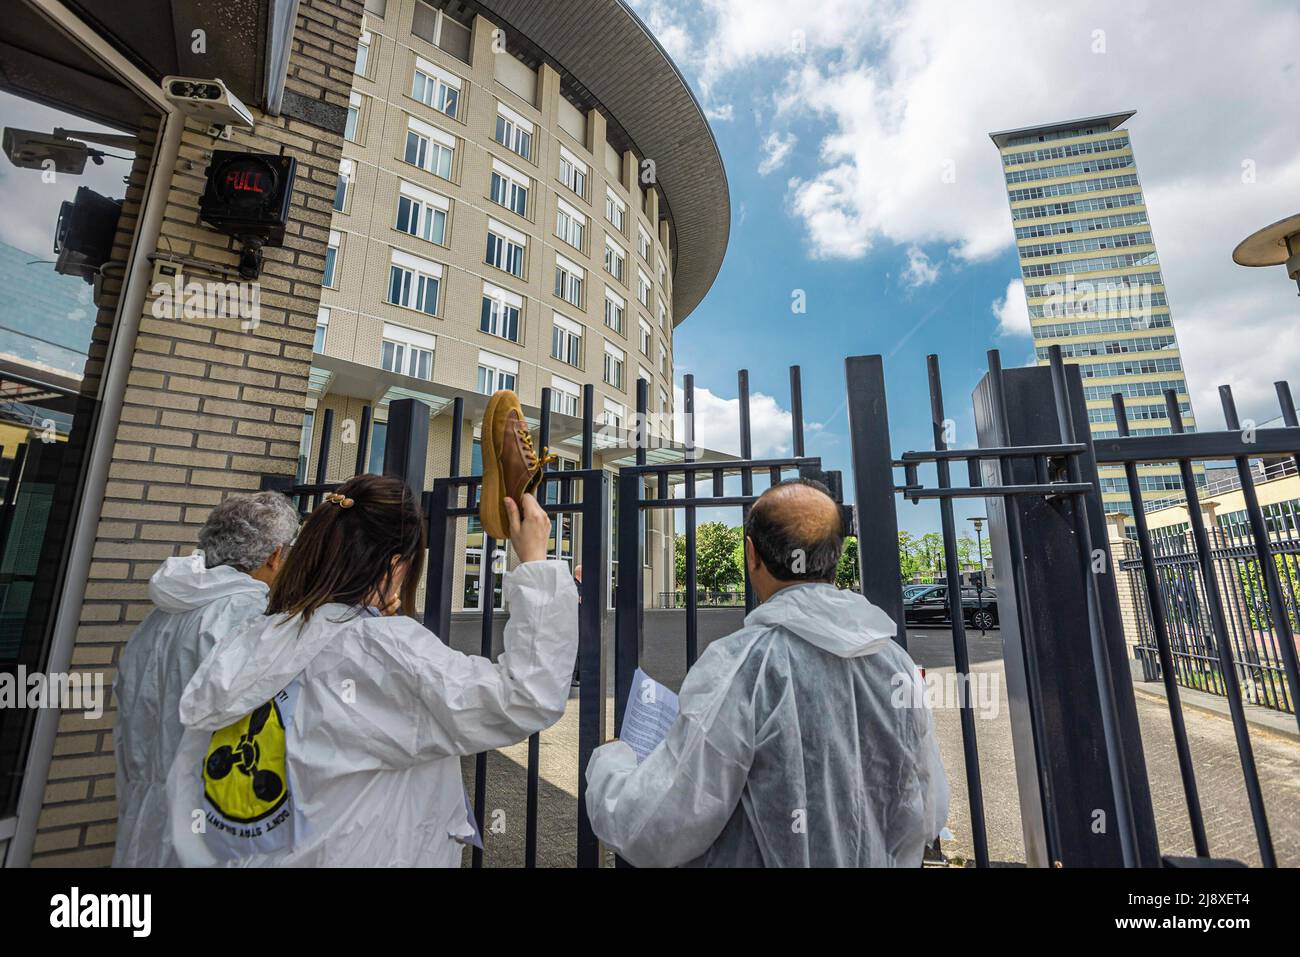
[757,130,797,175]
[635,0,1300,423]
[901,245,939,288]
[674,383,820,458]
[705,102,735,121]
[992,278,1029,337]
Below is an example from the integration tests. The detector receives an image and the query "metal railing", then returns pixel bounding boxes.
[1091,379,1300,867]
[1121,526,1298,714]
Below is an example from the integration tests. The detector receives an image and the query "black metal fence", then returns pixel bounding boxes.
[1121,525,1298,714]
[261,348,1300,869]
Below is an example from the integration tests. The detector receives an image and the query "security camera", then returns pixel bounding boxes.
[161,76,255,134]
[3,128,90,174]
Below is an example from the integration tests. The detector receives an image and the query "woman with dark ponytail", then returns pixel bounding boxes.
[165,474,576,867]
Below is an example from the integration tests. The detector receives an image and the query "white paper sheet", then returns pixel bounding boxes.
[620,668,680,763]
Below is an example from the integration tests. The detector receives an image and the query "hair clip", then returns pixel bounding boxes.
[325,492,355,508]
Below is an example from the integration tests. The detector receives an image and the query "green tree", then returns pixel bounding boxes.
[677,521,743,592]
[837,536,860,589]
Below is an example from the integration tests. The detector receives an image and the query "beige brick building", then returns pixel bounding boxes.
[302,0,729,611]
[0,0,726,867]
[0,0,362,866]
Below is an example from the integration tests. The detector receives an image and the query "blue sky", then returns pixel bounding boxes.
[633,0,1300,535]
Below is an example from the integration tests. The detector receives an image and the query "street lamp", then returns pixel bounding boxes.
[968,517,988,634]
[1232,213,1300,296]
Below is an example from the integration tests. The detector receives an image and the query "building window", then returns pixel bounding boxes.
[659,341,668,376]
[486,222,525,278]
[603,343,625,390]
[604,290,625,334]
[551,376,581,417]
[605,189,626,232]
[412,61,460,118]
[395,185,448,245]
[480,286,522,343]
[638,226,651,261]
[556,201,585,251]
[333,160,352,212]
[554,256,584,308]
[345,93,362,141]
[552,314,582,367]
[495,105,533,160]
[314,307,330,353]
[477,350,518,395]
[381,338,433,380]
[354,32,371,75]
[658,257,667,288]
[323,232,340,287]
[297,410,315,483]
[559,148,587,199]
[489,165,528,216]
[604,239,626,282]
[637,271,651,308]
[367,419,387,473]
[602,399,624,431]
[639,320,652,356]
[404,118,454,179]
[387,251,441,315]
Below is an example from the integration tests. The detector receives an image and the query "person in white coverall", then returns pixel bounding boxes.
[166,474,577,867]
[585,478,949,867]
[113,491,300,867]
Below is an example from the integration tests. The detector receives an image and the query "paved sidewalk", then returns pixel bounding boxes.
[461,630,1300,867]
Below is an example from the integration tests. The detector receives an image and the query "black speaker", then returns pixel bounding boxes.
[53,186,122,283]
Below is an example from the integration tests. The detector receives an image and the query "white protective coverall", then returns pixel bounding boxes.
[585,582,949,867]
[113,552,270,867]
[165,559,577,867]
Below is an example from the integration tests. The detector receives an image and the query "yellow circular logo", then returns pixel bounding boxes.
[203,700,289,824]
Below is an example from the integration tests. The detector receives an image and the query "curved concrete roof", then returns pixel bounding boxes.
[473,0,730,323]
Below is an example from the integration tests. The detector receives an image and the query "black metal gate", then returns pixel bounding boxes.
[263,346,1299,869]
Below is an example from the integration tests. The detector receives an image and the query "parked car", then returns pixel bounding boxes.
[902,584,998,630]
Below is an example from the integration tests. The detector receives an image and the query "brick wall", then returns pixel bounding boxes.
[28,0,363,866]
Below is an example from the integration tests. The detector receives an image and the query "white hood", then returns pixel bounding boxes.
[178,604,351,730]
[147,551,267,615]
[744,582,897,658]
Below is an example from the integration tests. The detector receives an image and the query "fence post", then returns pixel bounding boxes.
[973,362,1160,867]
[844,356,905,647]
[382,397,429,495]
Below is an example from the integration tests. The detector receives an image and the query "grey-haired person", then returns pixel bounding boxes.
[112,491,300,867]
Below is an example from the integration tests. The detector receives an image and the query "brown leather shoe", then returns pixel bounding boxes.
[479,390,555,541]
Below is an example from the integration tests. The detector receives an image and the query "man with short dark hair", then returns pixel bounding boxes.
[585,478,948,867]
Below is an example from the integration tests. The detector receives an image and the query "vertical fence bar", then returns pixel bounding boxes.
[313,407,334,509]
[472,529,496,870]
[1219,385,1300,735]
[684,374,699,665]
[1162,389,1275,867]
[843,356,905,646]
[1045,346,1141,868]
[354,404,371,476]
[1112,394,1209,856]
[1276,381,1300,477]
[422,398,462,637]
[381,397,430,496]
[615,379,648,734]
[576,465,609,867]
[926,355,990,867]
[738,370,755,612]
[790,365,806,458]
[523,389,552,869]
